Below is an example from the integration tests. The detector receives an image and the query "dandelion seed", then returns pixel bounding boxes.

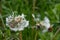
[32,14,35,18]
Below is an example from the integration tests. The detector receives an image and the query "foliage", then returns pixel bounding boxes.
[0,0,60,40]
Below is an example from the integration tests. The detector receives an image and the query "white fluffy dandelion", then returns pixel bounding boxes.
[40,17,50,33]
[40,17,50,29]
[32,13,52,33]
[6,13,29,31]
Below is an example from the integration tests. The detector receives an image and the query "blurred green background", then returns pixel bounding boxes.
[0,0,60,40]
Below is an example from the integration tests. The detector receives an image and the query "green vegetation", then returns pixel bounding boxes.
[0,0,60,40]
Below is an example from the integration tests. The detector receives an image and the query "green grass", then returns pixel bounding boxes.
[0,0,60,40]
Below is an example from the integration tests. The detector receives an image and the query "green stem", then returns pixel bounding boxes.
[35,31,38,40]
[52,28,60,40]
[0,14,5,28]
[19,31,22,40]
[32,0,36,13]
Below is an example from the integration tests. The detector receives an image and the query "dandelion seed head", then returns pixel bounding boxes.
[6,13,29,31]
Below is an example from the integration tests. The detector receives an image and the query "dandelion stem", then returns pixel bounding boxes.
[19,31,22,40]
[32,0,36,39]
[35,31,38,40]
[32,0,36,13]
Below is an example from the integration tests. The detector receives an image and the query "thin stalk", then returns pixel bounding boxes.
[32,0,36,40]
[52,28,60,40]
[0,1,6,40]
[0,14,5,28]
[19,31,22,40]
[32,0,36,13]
[0,0,5,28]
[35,31,38,40]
